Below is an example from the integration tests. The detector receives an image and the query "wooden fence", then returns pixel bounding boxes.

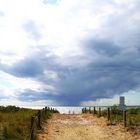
[82,106,140,128]
[29,107,58,140]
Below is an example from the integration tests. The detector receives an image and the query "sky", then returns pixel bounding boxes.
[0,0,140,107]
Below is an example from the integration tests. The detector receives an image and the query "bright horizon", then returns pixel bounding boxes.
[0,0,140,107]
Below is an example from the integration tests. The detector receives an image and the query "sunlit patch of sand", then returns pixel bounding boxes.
[38,114,140,140]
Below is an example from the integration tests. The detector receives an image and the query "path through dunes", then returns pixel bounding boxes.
[37,114,140,140]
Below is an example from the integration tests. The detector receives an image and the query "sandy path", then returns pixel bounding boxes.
[38,114,140,140]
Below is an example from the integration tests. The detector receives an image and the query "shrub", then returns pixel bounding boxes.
[0,106,20,112]
[128,108,140,115]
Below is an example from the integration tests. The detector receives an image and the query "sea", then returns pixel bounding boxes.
[50,105,140,114]
[25,105,140,114]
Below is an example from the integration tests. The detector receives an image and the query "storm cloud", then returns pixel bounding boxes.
[0,0,140,106]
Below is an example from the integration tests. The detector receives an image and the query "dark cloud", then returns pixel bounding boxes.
[1,36,140,105]
[0,49,58,78]
[17,89,47,101]
[1,0,140,105]
[84,39,120,56]
[0,57,44,77]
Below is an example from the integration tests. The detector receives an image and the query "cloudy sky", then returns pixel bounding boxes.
[0,0,140,107]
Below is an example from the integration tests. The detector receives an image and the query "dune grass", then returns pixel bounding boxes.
[101,107,140,128]
[0,106,38,140]
[82,106,140,128]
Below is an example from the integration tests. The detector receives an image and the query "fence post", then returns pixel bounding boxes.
[107,108,110,121]
[123,110,127,127]
[38,110,41,129]
[53,108,55,113]
[45,107,47,114]
[30,116,35,140]
[93,107,96,114]
[84,108,86,113]
[82,108,84,113]
[42,108,45,120]
[85,108,87,113]
[89,107,91,113]
[99,108,101,117]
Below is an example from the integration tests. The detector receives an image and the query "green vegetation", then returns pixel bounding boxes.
[0,106,59,140]
[82,106,140,128]
[0,105,20,112]
[127,108,140,128]
[0,106,38,140]
[102,106,140,128]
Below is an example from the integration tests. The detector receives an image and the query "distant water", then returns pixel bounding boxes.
[50,105,140,114]
[50,106,110,114]
[27,105,140,114]
[51,106,84,114]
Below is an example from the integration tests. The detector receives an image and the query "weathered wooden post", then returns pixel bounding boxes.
[82,108,84,113]
[84,108,86,113]
[85,108,87,113]
[45,107,47,114]
[107,108,110,121]
[30,116,35,140]
[99,107,101,117]
[89,107,91,113]
[93,107,96,114]
[123,110,127,127]
[121,110,123,121]
[48,107,50,111]
[42,108,45,120]
[51,107,53,113]
[38,110,41,129]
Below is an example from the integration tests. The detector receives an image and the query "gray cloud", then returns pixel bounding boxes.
[0,56,44,77]
[0,0,140,106]
[84,39,120,57]
[1,36,140,105]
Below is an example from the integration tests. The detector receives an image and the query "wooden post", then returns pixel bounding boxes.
[48,107,50,111]
[99,107,101,117]
[84,108,87,113]
[123,110,127,127]
[45,107,47,114]
[38,110,41,129]
[121,110,123,120]
[30,116,35,140]
[93,107,96,114]
[107,108,110,121]
[42,108,45,120]
[89,107,91,113]
[50,108,52,113]
[84,108,86,113]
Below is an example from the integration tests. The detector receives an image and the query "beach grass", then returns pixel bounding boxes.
[82,106,140,128]
[101,106,140,128]
[0,106,38,140]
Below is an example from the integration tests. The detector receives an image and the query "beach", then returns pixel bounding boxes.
[37,114,140,140]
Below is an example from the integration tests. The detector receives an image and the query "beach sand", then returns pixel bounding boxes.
[37,114,140,140]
